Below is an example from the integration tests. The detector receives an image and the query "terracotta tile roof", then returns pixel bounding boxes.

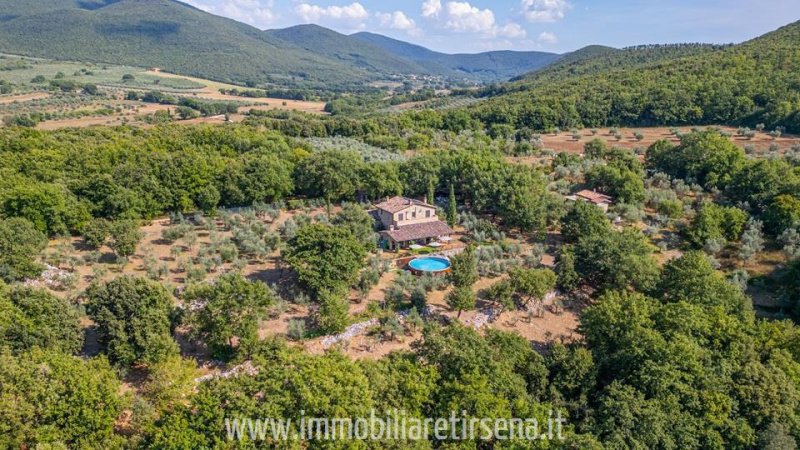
[381,220,453,242]
[575,190,613,204]
[374,196,430,214]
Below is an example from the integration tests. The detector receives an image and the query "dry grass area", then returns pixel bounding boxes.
[0,92,51,104]
[42,207,330,298]
[537,126,799,154]
[300,269,581,360]
[30,99,325,130]
[0,70,326,130]
[142,70,327,113]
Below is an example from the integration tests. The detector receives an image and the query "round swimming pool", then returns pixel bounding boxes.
[408,256,451,274]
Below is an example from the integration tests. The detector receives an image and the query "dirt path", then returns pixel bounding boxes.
[0,92,50,104]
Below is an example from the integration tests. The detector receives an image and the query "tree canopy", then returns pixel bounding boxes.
[183,273,276,359]
[284,223,366,298]
[86,276,178,367]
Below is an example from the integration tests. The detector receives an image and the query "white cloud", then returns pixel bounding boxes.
[421,0,442,18]
[426,2,526,40]
[521,0,571,22]
[495,22,527,39]
[444,1,496,33]
[376,11,421,35]
[184,0,276,27]
[295,2,369,23]
[537,31,558,43]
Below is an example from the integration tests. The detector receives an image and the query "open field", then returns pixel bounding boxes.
[0,55,204,90]
[0,55,327,130]
[537,126,800,154]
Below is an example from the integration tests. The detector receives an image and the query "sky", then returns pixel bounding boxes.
[181,0,800,54]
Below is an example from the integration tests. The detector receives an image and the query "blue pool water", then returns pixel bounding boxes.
[408,257,451,272]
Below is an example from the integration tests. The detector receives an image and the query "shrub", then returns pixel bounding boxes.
[287,319,308,340]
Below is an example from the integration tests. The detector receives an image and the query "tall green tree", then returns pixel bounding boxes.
[183,273,276,359]
[764,195,800,236]
[446,183,457,227]
[1,183,90,236]
[560,200,612,244]
[332,204,377,251]
[108,220,143,260]
[284,224,366,298]
[573,227,659,292]
[655,251,751,316]
[509,267,557,309]
[360,162,403,201]
[86,276,178,367]
[295,150,363,209]
[0,287,83,354]
[315,289,350,334]
[556,246,580,292]
[0,218,46,283]
[449,245,478,289]
[0,349,124,449]
[446,286,476,318]
[686,202,748,247]
[646,131,745,189]
[585,165,646,204]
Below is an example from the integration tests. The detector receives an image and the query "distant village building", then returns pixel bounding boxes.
[374,196,453,250]
[566,189,614,212]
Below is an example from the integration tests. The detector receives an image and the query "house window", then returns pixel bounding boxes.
[412,211,417,218]
[426,210,431,218]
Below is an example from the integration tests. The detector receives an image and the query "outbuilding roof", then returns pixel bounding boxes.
[574,190,613,205]
[374,196,432,214]
[381,220,453,243]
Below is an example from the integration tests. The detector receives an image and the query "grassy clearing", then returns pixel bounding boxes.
[0,55,204,90]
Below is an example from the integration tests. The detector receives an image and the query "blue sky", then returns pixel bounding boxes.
[182,0,800,54]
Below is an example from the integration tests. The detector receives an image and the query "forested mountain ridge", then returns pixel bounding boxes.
[351,31,560,82]
[266,25,430,77]
[468,20,800,132]
[0,0,561,88]
[0,0,372,88]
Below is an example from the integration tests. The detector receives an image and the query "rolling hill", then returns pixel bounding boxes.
[466,20,800,133]
[0,0,562,88]
[0,0,372,88]
[351,32,559,82]
[266,25,428,77]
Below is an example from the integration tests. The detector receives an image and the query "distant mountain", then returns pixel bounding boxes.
[352,32,560,82]
[0,0,562,88]
[466,20,800,132]
[0,0,373,88]
[266,25,428,77]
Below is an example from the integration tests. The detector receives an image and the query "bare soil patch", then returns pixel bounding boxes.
[537,126,799,154]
